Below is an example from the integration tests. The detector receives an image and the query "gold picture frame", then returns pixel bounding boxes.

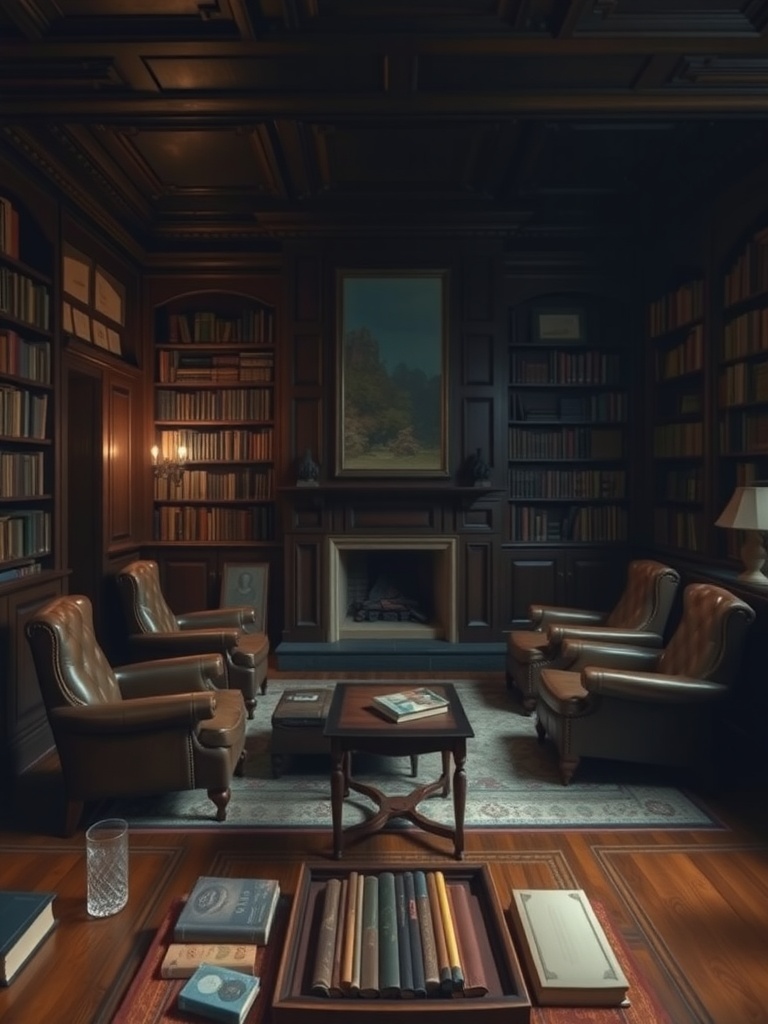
[336,270,449,477]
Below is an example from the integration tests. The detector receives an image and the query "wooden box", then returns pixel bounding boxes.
[272,861,531,1023]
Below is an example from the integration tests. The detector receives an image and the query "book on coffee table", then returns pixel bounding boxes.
[372,687,449,723]
[508,888,629,1007]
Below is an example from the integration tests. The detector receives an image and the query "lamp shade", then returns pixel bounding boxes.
[715,485,768,531]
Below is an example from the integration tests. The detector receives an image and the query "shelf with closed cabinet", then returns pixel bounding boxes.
[717,227,768,563]
[645,276,707,555]
[0,191,54,582]
[507,297,629,546]
[151,291,277,545]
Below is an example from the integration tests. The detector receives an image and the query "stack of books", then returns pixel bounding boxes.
[371,687,449,723]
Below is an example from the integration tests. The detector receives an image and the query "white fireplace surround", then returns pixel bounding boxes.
[327,535,458,643]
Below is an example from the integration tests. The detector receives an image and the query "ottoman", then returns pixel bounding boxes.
[270,687,334,777]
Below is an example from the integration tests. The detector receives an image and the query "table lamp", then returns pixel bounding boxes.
[715,483,768,587]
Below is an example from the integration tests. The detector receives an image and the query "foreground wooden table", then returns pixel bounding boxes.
[323,682,475,860]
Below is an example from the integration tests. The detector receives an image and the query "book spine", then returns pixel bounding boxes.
[448,884,489,997]
[434,870,464,991]
[359,875,379,998]
[350,872,365,996]
[329,877,348,998]
[404,871,426,997]
[413,870,440,994]
[394,872,415,997]
[377,871,399,997]
[340,870,358,993]
[311,878,342,996]
[427,871,453,993]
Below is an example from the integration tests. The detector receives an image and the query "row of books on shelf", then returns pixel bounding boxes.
[510,350,621,385]
[653,508,705,552]
[157,428,273,462]
[0,450,45,498]
[0,197,20,260]
[152,504,274,542]
[0,509,50,561]
[153,467,273,502]
[509,391,626,423]
[310,869,487,1001]
[508,426,623,460]
[658,466,702,503]
[508,468,625,500]
[155,387,272,422]
[0,384,48,439]
[0,266,50,332]
[719,411,768,452]
[654,323,703,378]
[723,306,768,359]
[724,230,768,307]
[166,308,274,346]
[652,421,703,457]
[157,349,274,384]
[0,329,50,384]
[509,504,627,543]
[0,560,42,584]
[719,359,768,406]
[648,279,703,336]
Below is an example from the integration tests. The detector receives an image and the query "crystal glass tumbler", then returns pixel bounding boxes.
[86,818,129,917]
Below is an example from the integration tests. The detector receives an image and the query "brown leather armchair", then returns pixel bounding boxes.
[25,594,247,836]
[116,559,269,719]
[536,582,756,784]
[506,559,681,711]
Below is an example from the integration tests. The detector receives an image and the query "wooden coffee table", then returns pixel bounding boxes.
[323,682,474,860]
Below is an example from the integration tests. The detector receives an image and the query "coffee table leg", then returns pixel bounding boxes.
[330,744,345,859]
[453,743,467,860]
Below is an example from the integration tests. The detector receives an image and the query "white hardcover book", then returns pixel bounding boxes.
[509,889,629,1007]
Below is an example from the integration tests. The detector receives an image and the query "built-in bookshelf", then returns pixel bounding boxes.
[151,293,276,544]
[646,276,707,554]
[508,301,628,545]
[718,227,768,561]
[0,193,53,581]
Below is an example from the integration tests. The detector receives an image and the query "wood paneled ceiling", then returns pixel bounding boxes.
[1,0,768,252]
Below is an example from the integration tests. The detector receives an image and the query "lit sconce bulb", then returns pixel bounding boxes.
[177,445,187,462]
[150,445,159,464]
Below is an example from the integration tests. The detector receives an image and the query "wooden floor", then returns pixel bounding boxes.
[2,668,767,1024]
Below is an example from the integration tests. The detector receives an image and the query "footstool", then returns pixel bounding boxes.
[270,687,334,777]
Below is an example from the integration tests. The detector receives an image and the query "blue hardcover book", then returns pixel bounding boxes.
[394,873,415,998]
[174,877,280,945]
[178,962,260,1024]
[0,891,57,986]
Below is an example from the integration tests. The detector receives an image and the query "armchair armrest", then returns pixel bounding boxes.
[127,630,241,660]
[115,653,225,698]
[582,667,730,704]
[49,692,217,735]
[177,607,257,630]
[531,605,607,629]
[548,625,663,648]
[561,640,660,673]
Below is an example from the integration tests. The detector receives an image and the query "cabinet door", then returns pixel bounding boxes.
[567,550,627,615]
[155,554,215,613]
[505,549,562,628]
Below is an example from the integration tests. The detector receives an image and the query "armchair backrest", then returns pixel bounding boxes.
[116,559,179,635]
[604,559,680,633]
[25,594,122,709]
[658,582,755,682]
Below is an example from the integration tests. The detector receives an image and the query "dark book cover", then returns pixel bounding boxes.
[310,878,341,996]
[0,891,56,986]
[403,872,426,997]
[377,871,399,998]
[177,962,260,1024]
[394,873,415,998]
[173,877,280,945]
[413,870,440,994]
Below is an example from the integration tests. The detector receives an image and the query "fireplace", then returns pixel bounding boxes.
[327,536,458,643]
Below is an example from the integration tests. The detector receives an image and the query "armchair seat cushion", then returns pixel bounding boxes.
[232,632,270,668]
[538,669,588,716]
[198,690,248,749]
[508,630,550,663]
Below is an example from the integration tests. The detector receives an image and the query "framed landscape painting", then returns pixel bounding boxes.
[336,270,449,477]
[220,562,269,631]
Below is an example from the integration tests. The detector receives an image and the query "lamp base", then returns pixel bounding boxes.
[737,568,768,587]
[739,530,768,586]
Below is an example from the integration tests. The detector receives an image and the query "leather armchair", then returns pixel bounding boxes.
[536,582,756,784]
[506,559,680,710]
[25,594,247,836]
[116,559,269,719]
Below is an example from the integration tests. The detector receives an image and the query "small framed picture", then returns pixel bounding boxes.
[532,307,585,343]
[220,562,269,632]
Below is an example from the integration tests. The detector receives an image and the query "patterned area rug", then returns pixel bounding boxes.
[104,679,719,830]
